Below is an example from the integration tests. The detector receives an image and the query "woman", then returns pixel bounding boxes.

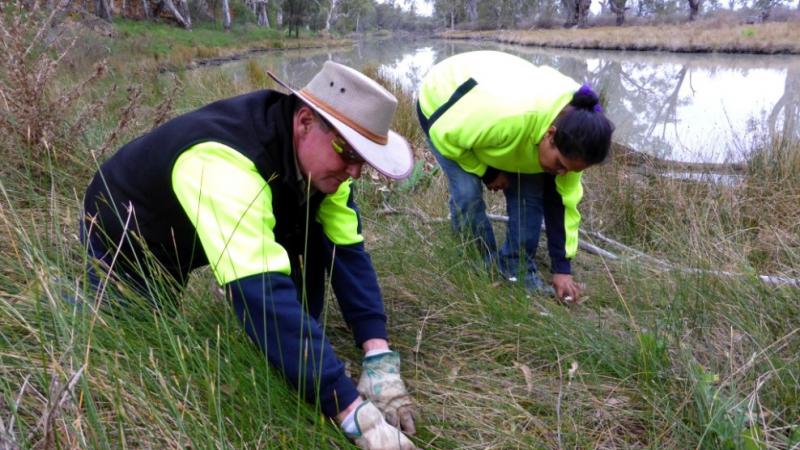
[417,50,614,302]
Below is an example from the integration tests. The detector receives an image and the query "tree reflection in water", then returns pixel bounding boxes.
[196,40,800,164]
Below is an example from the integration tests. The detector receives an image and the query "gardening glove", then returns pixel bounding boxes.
[357,351,417,435]
[347,401,418,450]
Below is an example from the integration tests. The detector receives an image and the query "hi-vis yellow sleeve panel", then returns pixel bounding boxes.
[172,142,290,285]
[317,179,364,246]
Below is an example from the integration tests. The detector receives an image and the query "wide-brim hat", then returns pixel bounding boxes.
[268,61,413,180]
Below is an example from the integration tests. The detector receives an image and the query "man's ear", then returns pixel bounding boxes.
[295,106,315,135]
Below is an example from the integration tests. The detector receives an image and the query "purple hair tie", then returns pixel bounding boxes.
[576,84,603,113]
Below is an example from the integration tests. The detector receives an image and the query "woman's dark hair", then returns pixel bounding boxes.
[552,85,615,166]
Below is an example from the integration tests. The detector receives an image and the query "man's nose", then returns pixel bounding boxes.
[346,162,363,179]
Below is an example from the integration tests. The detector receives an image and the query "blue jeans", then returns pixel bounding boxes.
[429,144,544,278]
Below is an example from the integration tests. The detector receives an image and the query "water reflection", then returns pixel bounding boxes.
[197,39,800,164]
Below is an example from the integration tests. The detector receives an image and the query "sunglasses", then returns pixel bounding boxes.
[331,136,365,164]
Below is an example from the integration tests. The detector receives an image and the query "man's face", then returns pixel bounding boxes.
[538,126,591,176]
[294,107,365,194]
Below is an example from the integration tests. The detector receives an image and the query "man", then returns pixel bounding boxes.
[83,61,418,449]
[417,51,614,302]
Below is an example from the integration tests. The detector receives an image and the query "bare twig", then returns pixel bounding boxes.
[27,365,86,444]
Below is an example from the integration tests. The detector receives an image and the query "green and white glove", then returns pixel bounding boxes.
[357,351,416,435]
[347,401,418,450]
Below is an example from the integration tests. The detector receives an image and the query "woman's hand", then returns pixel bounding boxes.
[552,274,584,303]
[486,171,509,191]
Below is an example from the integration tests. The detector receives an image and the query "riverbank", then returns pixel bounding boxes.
[2,9,799,449]
[59,17,352,72]
[439,20,800,54]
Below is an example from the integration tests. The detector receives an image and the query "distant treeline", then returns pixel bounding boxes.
[23,0,800,35]
[54,0,435,34]
[435,0,799,30]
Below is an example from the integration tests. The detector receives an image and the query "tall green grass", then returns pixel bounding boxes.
[2,6,799,449]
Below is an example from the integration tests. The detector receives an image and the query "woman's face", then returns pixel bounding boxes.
[538,126,591,176]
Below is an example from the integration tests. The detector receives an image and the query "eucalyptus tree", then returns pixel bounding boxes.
[752,0,784,20]
[95,0,112,21]
[465,0,478,21]
[283,0,312,36]
[608,0,628,24]
[433,0,466,29]
[562,0,591,26]
[336,0,375,32]
[150,0,192,28]
[221,0,231,29]
[687,0,701,19]
[256,0,269,25]
[487,0,536,28]
[323,0,339,31]
[375,1,403,28]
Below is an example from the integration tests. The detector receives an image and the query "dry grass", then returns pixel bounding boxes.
[1,7,799,450]
[441,20,800,54]
[578,136,800,277]
[0,1,182,196]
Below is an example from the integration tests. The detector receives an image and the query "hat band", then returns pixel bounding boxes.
[300,89,389,145]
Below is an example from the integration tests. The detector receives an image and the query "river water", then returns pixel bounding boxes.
[199,38,800,164]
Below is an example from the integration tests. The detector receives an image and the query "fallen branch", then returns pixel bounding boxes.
[580,229,669,268]
[377,206,800,288]
[487,214,619,260]
[494,214,800,288]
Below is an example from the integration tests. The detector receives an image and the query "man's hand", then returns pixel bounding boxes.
[357,352,416,435]
[552,274,584,303]
[349,401,418,450]
[485,171,509,191]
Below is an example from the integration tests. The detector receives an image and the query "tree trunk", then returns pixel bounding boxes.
[178,0,191,28]
[324,0,337,31]
[276,9,282,25]
[162,0,191,28]
[221,0,231,30]
[141,0,150,17]
[688,0,701,20]
[193,0,213,20]
[256,0,268,26]
[609,0,626,25]
[95,0,112,21]
[449,10,454,29]
[576,0,590,27]
[465,0,477,22]
[562,0,588,27]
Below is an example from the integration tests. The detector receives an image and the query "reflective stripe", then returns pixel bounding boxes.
[172,142,290,285]
[317,179,364,245]
[555,171,583,259]
[417,78,478,135]
[418,51,580,177]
